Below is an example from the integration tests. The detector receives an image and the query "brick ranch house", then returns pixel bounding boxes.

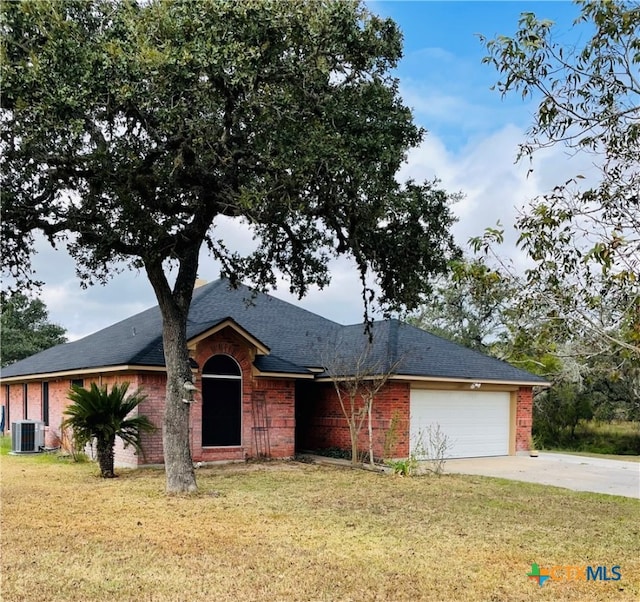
[0,279,548,465]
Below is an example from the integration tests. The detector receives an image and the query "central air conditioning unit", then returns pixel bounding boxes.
[11,420,45,453]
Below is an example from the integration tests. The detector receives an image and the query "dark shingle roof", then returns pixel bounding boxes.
[0,279,546,384]
[2,303,165,377]
[319,319,546,383]
[1,280,338,378]
[254,355,313,375]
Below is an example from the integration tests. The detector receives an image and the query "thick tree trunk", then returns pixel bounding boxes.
[145,257,199,494]
[161,308,198,493]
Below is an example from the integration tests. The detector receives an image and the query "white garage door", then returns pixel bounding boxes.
[410,389,510,459]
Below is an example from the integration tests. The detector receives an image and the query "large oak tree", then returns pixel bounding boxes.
[1,0,458,492]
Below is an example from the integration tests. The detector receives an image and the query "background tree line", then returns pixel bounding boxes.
[409,253,639,454]
[0,292,67,367]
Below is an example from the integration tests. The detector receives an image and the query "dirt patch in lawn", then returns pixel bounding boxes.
[1,454,638,601]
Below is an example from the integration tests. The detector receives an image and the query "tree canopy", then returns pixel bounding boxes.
[0,292,67,366]
[409,257,515,353]
[480,0,639,358]
[1,0,458,492]
[1,0,457,314]
[409,255,563,376]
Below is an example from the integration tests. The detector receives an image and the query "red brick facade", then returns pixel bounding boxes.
[515,386,534,452]
[2,373,148,464]
[189,327,296,462]
[1,328,537,465]
[297,381,411,460]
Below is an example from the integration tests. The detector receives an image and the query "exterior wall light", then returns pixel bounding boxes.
[182,380,199,404]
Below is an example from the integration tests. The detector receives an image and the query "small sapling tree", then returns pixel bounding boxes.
[322,333,403,467]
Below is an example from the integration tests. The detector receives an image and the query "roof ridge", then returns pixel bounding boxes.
[193,278,343,327]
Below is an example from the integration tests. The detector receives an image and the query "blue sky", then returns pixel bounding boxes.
[376,1,582,150]
[32,1,589,339]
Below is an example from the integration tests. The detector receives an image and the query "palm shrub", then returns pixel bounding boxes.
[63,382,154,478]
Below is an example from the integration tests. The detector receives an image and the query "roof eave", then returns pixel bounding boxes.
[314,374,549,387]
[0,364,169,384]
[253,370,315,379]
[389,374,551,387]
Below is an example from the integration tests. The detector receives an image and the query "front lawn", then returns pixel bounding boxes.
[1,453,638,601]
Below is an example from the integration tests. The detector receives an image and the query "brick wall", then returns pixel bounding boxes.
[8,383,25,424]
[26,383,38,421]
[2,339,299,466]
[299,380,410,460]
[191,328,251,462]
[4,373,535,463]
[136,373,167,464]
[3,380,64,447]
[515,386,534,452]
[48,380,71,448]
[4,374,161,465]
[251,379,296,458]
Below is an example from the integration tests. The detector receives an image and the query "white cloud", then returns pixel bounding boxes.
[271,256,382,325]
[401,84,497,133]
[30,238,157,341]
[400,125,529,235]
[398,123,588,275]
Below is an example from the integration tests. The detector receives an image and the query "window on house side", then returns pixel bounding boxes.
[42,382,49,426]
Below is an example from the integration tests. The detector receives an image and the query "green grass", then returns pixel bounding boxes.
[537,420,640,456]
[0,434,87,465]
[1,450,638,601]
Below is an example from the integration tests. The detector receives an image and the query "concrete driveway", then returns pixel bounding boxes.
[444,452,640,499]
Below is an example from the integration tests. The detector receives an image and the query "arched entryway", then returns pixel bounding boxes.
[201,354,242,447]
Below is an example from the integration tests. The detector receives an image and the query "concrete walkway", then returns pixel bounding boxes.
[444,452,640,499]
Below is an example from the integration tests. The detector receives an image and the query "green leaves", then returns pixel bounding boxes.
[480,0,639,358]
[3,0,458,489]
[0,292,67,366]
[63,382,154,454]
[409,256,514,354]
[1,0,457,320]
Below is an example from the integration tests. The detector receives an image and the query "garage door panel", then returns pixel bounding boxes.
[410,390,510,458]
